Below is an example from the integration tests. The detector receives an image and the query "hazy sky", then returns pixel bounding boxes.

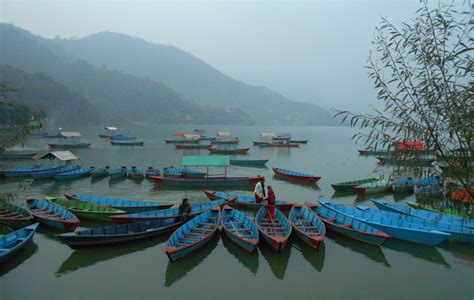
[1,0,428,111]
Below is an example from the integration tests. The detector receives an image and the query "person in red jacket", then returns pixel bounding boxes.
[265,185,276,218]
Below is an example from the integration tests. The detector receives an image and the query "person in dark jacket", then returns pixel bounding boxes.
[178,198,192,221]
[265,186,276,218]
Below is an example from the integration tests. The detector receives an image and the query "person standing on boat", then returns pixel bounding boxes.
[265,186,276,218]
[178,198,192,221]
[254,178,265,203]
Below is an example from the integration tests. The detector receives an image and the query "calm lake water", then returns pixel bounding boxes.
[1,125,473,299]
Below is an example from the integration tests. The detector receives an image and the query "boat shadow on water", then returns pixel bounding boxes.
[55,235,168,277]
[271,175,321,191]
[292,237,326,272]
[258,239,292,280]
[326,232,391,268]
[221,232,259,275]
[383,239,451,269]
[0,238,39,276]
[164,235,219,287]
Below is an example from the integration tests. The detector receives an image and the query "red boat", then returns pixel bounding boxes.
[272,167,321,183]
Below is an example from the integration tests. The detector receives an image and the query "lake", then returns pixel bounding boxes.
[1,124,473,299]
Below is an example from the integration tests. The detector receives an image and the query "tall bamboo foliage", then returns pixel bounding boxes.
[336,1,473,196]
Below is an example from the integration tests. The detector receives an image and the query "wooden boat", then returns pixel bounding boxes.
[145,166,160,177]
[372,200,474,229]
[127,166,145,180]
[57,218,185,249]
[3,165,62,177]
[165,206,221,261]
[26,197,80,231]
[110,134,136,141]
[264,142,299,148]
[110,166,128,179]
[229,159,269,166]
[392,177,415,194]
[166,138,200,144]
[252,141,269,146]
[289,205,325,250]
[356,205,474,244]
[289,140,308,144]
[99,126,118,138]
[211,140,239,145]
[272,167,321,183]
[48,142,91,148]
[407,202,471,218]
[150,175,264,187]
[65,194,173,213]
[45,196,126,221]
[91,166,110,178]
[0,223,39,262]
[255,206,291,252]
[110,199,228,223]
[355,179,392,194]
[203,190,295,211]
[31,165,81,179]
[0,150,37,159]
[221,205,259,252]
[110,140,144,146]
[208,147,249,155]
[175,144,210,149]
[306,202,390,246]
[0,202,34,228]
[163,166,206,178]
[376,156,434,166]
[319,200,451,246]
[330,178,378,192]
[53,167,94,181]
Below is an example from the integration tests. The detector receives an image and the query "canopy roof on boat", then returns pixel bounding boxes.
[60,131,81,138]
[261,132,275,137]
[275,133,291,139]
[181,155,229,166]
[217,132,231,137]
[104,126,118,131]
[39,151,78,161]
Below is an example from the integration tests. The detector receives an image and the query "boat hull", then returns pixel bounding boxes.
[272,167,321,183]
[48,143,91,149]
[0,223,39,262]
[0,151,36,159]
[150,175,263,187]
[0,203,34,228]
[26,197,80,231]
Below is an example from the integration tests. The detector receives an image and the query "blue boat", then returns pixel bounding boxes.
[3,165,62,177]
[65,193,173,213]
[163,166,206,178]
[110,166,128,179]
[356,205,474,244]
[204,191,295,211]
[91,166,110,178]
[53,167,94,181]
[145,166,160,177]
[58,218,185,249]
[415,176,440,185]
[391,177,415,194]
[229,159,269,167]
[289,205,325,250]
[128,166,145,180]
[110,134,136,141]
[272,167,321,183]
[165,206,221,261]
[26,197,80,231]
[0,223,39,262]
[255,206,292,251]
[319,200,451,246]
[221,205,259,252]
[111,199,228,223]
[306,202,390,246]
[110,140,144,146]
[31,165,81,179]
[372,200,474,229]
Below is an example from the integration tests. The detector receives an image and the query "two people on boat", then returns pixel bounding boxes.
[254,180,276,218]
[178,198,192,221]
[254,178,266,203]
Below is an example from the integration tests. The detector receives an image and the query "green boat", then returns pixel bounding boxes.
[407,202,472,218]
[45,197,125,221]
[331,178,378,192]
[0,202,34,228]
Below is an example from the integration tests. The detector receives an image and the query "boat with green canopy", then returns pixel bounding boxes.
[45,196,125,221]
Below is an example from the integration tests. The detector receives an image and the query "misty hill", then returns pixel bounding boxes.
[53,32,337,126]
[0,24,254,125]
[0,65,101,125]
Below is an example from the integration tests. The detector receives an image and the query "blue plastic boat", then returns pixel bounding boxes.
[372,200,474,229]
[110,134,136,141]
[3,165,62,177]
[415,176,440,185]
[272,167,321,183]
[54,167,94,181]
[166,206,221,261]
[289,205,325,250]
[391,177,415,194]
[0,223,39,262]
[64,193,173,213]
[145,166,160,177]
[26,197,80,231]
[111,199,228,223]
[31,165,81,179]
[163,166,206,178]
[255,206,292,252]
[306,202,390,246]
[110,166,127,179]
[229,159,269,166]
[204,190,295,211]
[356,205,474,244]
[319,200,451,246]
[221,205,259,252]
[127,166,145,180]
[91,166,110,178]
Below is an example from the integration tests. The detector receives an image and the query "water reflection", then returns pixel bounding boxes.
[292,238,325,272]
[0,240,39,276]
[384,239,450,269]
[56,235,167,277]
[164,235,219,287]
[439,244,474,266]
[221,233,259,275]
[108,176,127,187]
[259,240,292,279]
[327,232,391,268]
